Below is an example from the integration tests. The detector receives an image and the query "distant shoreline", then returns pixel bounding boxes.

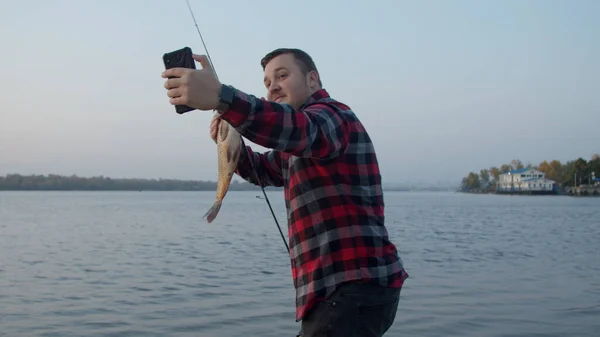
[0,173,456,192]
[458,155,600,197]
[0,189,452,192]
[458,189,599,197]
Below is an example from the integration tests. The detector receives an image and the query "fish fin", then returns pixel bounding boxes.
[203,200,223,223]
[227,144,241,164]
[219,121,229,142]
[232,142,242,163]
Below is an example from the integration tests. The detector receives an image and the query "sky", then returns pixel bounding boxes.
[1,0,598,184]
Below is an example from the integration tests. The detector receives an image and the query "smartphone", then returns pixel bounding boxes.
[163,46,196,114]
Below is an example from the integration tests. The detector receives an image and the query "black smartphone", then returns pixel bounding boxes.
[163,46,196,114]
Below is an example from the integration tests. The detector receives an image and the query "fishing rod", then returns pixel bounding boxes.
[184,0,289,253]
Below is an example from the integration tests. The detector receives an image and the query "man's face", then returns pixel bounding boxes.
[263,53,319,109]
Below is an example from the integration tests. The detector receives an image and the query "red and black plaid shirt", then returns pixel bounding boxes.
[217,87,408,321]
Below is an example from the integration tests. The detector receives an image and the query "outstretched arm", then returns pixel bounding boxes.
[217,86,350,160]
[163,58,348,159]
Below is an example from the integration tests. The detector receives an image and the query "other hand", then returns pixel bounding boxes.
[162,54,221,111]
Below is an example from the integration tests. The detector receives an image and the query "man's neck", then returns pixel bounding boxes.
[298,88,327,110]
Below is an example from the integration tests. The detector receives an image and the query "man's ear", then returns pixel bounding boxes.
[308,71,320,89]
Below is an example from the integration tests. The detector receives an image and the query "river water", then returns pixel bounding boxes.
[1,190,599,336]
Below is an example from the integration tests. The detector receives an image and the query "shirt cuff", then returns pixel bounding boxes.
[216,85,252,128]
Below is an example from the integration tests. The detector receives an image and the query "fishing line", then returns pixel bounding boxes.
[184,0,289,253]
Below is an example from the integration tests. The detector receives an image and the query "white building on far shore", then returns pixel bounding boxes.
[496,168,557,194]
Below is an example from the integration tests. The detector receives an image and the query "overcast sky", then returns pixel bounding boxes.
[1,0,598,184]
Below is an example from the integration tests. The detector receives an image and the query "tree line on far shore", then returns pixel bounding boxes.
[0,173,448,192]
[460,153,600,193]
[0,174,278,191]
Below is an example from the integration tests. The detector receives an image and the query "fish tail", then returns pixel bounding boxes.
[203,200,223,223]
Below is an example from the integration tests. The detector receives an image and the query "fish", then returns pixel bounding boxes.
[203,116,243,223]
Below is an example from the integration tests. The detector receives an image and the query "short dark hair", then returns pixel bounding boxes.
[260,48,322,87]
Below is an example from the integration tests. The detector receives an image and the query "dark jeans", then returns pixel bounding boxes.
[297,282,401,337]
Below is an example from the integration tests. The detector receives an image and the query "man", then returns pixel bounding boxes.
[162,48,408,337]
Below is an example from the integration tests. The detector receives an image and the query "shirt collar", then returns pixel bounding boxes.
[299,89,330,109]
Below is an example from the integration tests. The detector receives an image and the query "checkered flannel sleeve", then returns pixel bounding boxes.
[217,85,350,160]
[234,146,286,187]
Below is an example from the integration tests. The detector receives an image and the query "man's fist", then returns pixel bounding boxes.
[162,54,221,111]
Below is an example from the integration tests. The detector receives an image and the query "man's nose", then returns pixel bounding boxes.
[269,82,281,93]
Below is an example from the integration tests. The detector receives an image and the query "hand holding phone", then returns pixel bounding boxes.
[163,46,196,114]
